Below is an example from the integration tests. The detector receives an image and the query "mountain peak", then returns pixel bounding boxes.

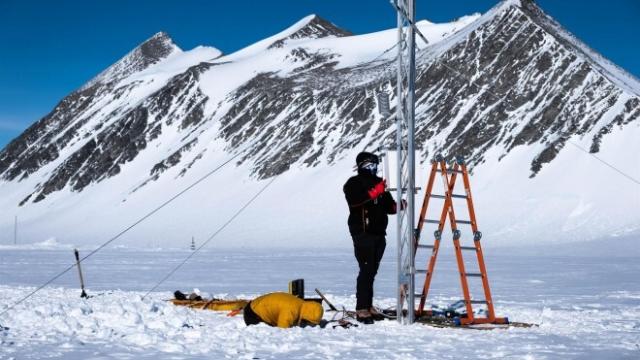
[268,14,352,49]
[483,0,539,17]
[505,0,640,94]
[82,31,181,89]
[139,31,178,58]
[496,0,526,10]
[303,14,353,38]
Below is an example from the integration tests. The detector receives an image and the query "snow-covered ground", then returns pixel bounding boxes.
[1,245,639,359]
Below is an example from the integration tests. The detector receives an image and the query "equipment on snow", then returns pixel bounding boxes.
[74,249,88,298]
[412,156,508,326]
[288,278,305,299]
[314,288,338,311]
[171,298,248,311]
[171,290,247,311]
[173,290,203,301]
[368,306,388,321]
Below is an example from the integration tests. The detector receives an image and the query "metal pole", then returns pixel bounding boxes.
[407,0,417,325]
[395,0,416,324]
[395,4,404,322]
[74,249,88,298]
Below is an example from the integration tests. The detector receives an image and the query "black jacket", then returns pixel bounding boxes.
[343,172,397,236]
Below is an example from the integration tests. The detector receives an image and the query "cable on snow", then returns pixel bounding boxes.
[0,148,247,319]
[141,175,279,299]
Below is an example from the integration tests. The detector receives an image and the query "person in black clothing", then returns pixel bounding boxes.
[343,152,399,324]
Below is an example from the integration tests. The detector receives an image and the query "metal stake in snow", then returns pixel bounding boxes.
[393,0,417,324]
[74,249,88,298]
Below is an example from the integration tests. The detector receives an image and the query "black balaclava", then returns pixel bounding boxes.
[356,152,379,176]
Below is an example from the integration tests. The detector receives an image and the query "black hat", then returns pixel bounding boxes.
[356,152,379,166]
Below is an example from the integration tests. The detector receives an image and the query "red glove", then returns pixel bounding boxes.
[368,180,386,199]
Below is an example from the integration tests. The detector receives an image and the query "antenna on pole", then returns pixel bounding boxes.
[393,0,417,324]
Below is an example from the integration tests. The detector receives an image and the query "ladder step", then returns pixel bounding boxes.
[456,220,472,225]
[459,246,477,251]
[416,244,434,249]
[429,193,468,199]
[423,219,440,224]
[436,168,463,174]
[469,300,488,304]
[465,273,483,277]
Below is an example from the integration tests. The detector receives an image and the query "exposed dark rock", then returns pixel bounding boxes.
[151,139,198,177]
[34,139,98,202]
[269,15,352,49]
[590,97,640,153]
[530,138,565,176]
[85,32,178,88]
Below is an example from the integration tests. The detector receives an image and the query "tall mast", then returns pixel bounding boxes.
[394,0,417,324]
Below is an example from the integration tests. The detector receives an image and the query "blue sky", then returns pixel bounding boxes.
[1,0,638,148]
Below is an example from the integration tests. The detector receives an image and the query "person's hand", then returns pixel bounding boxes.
[368,180,386,199]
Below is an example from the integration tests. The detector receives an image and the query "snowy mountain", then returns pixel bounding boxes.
[1,0,638,249]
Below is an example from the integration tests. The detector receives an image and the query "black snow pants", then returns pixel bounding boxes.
[352,233,386,310]
[243,302,262,326]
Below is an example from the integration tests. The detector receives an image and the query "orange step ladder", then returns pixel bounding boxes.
[414,155,507,325]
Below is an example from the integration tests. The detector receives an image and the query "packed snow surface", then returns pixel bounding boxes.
[1,247,639,359]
